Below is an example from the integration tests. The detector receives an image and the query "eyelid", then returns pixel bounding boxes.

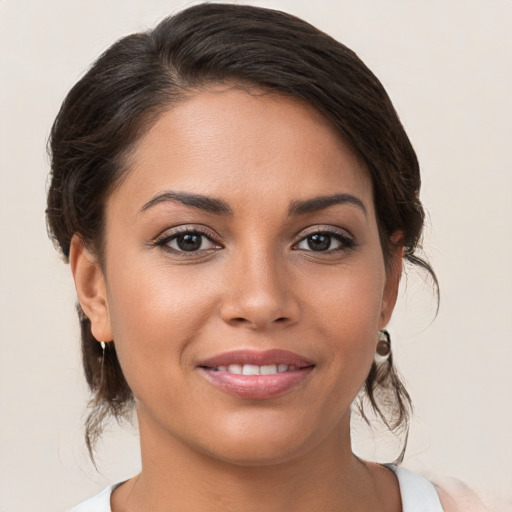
[153,225,223,251]
[292,225,356,252]
[151,224,355,254]
[294,224,354,241]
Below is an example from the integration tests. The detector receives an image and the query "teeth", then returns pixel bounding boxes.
[260,364,277,375]
[214,364,295,375]
[242,364,260,375]
[227,364,242,374]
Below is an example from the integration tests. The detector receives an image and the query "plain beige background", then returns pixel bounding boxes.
[1,1,511,510]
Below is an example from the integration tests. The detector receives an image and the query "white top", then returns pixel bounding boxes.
[69,465,444,512]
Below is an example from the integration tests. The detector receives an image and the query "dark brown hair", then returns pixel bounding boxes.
[46,3,437,460]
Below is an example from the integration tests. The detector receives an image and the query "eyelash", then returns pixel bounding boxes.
[153,227,222,255]
[153,226,356,255]
[293,227,356,254]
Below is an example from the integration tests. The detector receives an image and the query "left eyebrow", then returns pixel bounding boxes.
[288,193,368,217]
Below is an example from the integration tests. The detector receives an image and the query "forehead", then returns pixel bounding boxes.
[112,87,373,216]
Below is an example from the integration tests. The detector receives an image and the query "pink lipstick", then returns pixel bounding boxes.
[198,349,314,399]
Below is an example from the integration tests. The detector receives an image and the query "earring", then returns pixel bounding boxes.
[98,341,106,388]
[375,329,391,364]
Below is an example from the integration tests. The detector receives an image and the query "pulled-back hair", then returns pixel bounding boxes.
[46,3,436,460]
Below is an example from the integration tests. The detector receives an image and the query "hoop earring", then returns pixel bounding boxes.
[375,329,391,364]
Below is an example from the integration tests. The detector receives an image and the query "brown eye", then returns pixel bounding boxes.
[306,234,332,251]
[161,230,220,253]
[176,233,203,251]
[295,229,356,253]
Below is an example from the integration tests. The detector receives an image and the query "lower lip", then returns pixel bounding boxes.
[199,367,314,400]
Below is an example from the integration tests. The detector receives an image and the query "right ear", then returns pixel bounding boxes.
[69,234,113,343]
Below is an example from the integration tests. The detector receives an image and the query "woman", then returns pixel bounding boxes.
[46,3,482,511]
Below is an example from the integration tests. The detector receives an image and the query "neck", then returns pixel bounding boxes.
[113,410,397,512]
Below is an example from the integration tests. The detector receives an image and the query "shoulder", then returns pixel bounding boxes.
[387,465,444,511]
[69,483,118,512]
[387,465,489,512]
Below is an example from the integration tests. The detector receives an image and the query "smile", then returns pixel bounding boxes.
[198,349,315,400]
[212,364,297,375]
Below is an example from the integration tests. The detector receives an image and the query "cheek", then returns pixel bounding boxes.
[308,257,385,384]
[312,257,385,336]
[104,257,219,395]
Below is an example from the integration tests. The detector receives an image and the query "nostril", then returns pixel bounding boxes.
[228,316,289,327]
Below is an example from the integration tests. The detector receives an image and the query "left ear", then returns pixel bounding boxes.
[379,231,404,328]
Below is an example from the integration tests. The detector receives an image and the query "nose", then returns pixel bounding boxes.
[219,247,300,330]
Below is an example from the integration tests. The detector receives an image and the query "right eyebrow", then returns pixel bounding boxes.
[139,191,233,215]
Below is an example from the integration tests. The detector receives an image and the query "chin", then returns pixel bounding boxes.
[201,438,311,468]
[191,412,328,467]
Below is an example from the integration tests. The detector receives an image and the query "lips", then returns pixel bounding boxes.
[198,349,315,400]
[199,349,313,368]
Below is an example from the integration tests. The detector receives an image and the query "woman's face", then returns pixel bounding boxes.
[77,87,401,465]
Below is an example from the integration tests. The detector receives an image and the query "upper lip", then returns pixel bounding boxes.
[198,349,314,368]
